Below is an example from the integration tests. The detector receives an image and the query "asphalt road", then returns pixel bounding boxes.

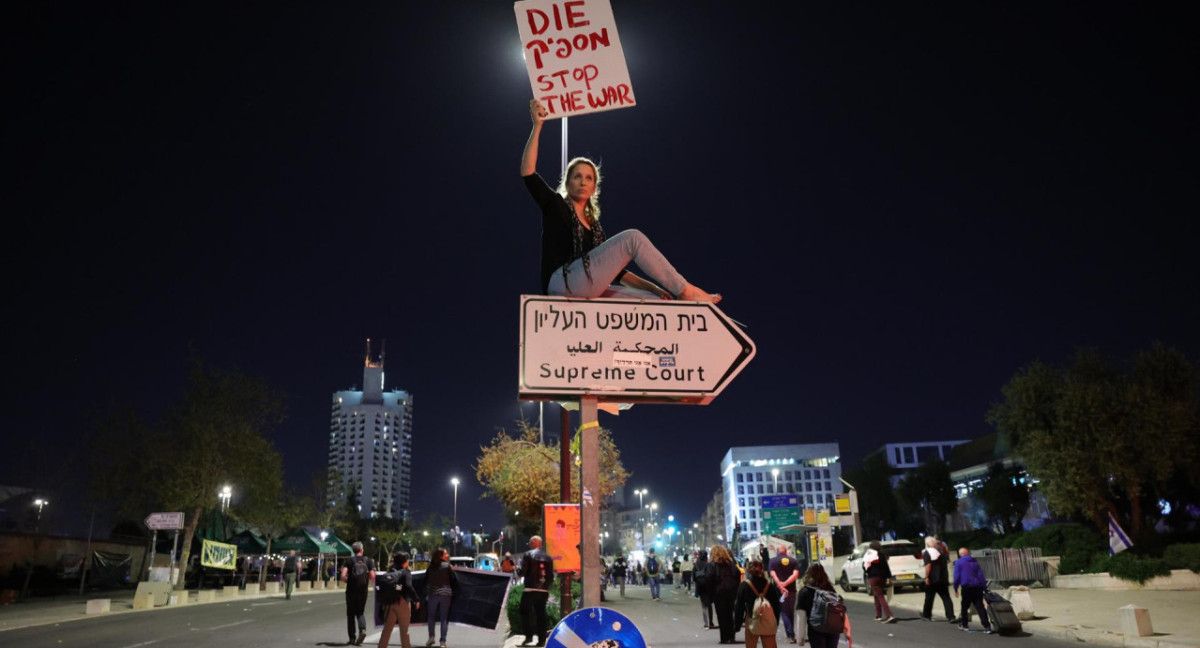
[3,585,1079,648]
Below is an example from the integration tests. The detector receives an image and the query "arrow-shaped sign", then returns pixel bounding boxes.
[519,296,755,405]
[145,512,185,530]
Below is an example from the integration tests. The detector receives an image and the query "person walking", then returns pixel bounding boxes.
[646,548,663,600]
[735,559,781,648]
[283,550,298,600]
[694,549,716,629]
[795,564,843,648]
[863,541,896,623]
[612,555,628,597]
[681,553,694,592]
[920,536,957,623]
[341,542,376,646]
[518,536,556,647]
[424,548,457,648]
[769,546,801,643]
[711,545,742,644]
[377,552,419,648]
[953,547,993,634]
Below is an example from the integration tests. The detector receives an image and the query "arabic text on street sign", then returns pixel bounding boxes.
[145,512,185,530]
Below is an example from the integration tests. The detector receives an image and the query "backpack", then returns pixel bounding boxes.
[693,563,709,588]
[349,556,370,589]
[746,579,777,636]
[376,569,402,605]
[807,586,846,635]
[646,556,660,576]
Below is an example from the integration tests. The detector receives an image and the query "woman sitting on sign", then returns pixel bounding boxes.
[521,98,722,303]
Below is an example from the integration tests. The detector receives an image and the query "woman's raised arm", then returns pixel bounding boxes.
[520,99,547,176]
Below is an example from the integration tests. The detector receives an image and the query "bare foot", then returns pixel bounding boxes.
[679,284,722,304]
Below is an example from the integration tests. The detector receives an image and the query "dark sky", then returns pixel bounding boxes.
[4,2,1196,536]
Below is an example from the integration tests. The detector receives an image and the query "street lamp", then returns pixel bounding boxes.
[219,485,232,511]
[772,468,779,492]
[450,478,460,554]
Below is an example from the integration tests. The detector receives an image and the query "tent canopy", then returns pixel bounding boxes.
[227,529,267,554]
[325,534,354,556]
[273,528,336,554]
[740,534,795,558]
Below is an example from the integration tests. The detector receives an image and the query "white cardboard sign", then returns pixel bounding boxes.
[514,0,636,118]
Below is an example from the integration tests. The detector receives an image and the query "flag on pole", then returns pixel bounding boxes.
[1108,511,1133,554]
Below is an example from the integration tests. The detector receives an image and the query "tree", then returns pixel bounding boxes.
[87,360,287,591]
[237,490,310,587]
[988,344,1198,540]
[974,462,1031,535]
[896,458,957,535]
[841,452,900,540]
[474,420,630,531]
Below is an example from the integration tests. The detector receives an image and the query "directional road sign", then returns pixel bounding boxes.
[519,296,756,404]
[760,494,800,535]
[145,512,185,530]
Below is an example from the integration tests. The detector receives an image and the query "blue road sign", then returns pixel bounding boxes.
[760,494,799,509]
[547,607,646,648]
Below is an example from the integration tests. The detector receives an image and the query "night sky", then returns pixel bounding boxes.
[4,2,1196,537]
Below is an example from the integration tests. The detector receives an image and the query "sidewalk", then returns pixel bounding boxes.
[842,585,1200,648]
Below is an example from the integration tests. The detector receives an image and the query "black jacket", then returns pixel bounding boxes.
[735,574,782,631]
[521,547,556,591]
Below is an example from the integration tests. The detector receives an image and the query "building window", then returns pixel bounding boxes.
[903,446,915,464]
[737,485,744,495]
[756,485,763,494]
[737,473,744,483]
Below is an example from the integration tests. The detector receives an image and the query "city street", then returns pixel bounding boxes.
[2,584,1087,648]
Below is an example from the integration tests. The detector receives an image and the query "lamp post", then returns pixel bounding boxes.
[450,477,460,554]
[772,468,779,493]
[219,485,232,511]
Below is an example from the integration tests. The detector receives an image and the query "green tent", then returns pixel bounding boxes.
[227,529,268,555]
[325,534,354,556]
[273,528,336,555]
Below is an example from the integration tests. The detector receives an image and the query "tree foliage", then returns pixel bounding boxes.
[988,344,1199,540]
[475,420,630,532]
[88,359,287,590]
[841,452,900,540]
[974,462,1031,535]
[896,458,958,535]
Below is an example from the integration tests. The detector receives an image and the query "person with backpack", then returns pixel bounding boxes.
[424,548,457,648]
[518,535,556,647]
[377,552,419,648]
[735,559,782,648]
[795,564,847,648]
[710,545,742,644]
[341,541,377,646]
[646,548,663,600]
[694,549,715,629]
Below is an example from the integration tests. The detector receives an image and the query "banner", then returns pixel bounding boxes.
[514,0,636,118]
[381,568,514,631]
[545,503,581,573]
[201,539,237,570]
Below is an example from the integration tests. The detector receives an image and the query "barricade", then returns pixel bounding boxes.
[976,548,1048,584]
[86,599,111,614]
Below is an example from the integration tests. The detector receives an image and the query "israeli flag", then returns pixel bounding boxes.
[1108,511,1133,555]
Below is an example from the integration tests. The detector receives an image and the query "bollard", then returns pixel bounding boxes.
[196,590,216,603]
[263,581,281,594]
[222,585,239,597]
[169,593,188,606]
[1118,605,1153,637]
[132,592,155,610]
[1007,586,1036,621]
[86,599,111,614]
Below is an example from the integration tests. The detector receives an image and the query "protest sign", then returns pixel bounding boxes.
[514,0,636,118]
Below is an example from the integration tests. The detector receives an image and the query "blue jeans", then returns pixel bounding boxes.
[547,229,688,298]
[649,575,660,599]
[427,593,451,642]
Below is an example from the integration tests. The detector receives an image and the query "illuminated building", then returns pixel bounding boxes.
[327,340,413,520]
[720,443,841,544]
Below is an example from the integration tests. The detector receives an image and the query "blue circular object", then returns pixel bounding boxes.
[546,606,647,648]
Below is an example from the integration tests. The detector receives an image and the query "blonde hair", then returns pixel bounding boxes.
[556,157,601,221]
[709,545,733,563]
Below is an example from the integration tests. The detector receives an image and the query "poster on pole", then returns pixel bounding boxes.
[544,503,581,573]
[514,0,636,118]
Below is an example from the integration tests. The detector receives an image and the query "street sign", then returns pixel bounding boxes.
[145,512,184,530]
[761,494,800,535]
[519,296,756,404]
[834,493,852,514]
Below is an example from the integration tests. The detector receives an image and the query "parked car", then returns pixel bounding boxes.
[839,540,925,592]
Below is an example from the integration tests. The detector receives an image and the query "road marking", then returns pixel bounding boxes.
[119,641,160,648]
[251,602,281,607]
[206,620,254,631]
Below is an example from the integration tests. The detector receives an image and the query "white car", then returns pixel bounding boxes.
[839,541,925,592]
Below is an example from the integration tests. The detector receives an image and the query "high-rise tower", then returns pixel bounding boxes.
[328,340,413,520]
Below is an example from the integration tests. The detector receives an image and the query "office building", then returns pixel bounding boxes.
[720,443,842,544]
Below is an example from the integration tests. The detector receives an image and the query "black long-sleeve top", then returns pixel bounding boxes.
[734,574,782,630]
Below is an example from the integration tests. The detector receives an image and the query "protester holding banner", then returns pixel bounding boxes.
[521,99,722,303]
[424,548,457,648]
[377,552,419,648]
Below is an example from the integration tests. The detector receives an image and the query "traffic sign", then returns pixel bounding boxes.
[519,296,756,404]
[761,494,800,535]
[145,512,185,530]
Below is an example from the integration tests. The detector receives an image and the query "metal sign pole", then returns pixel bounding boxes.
[170,530,180,585]
[147,530,157,582]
